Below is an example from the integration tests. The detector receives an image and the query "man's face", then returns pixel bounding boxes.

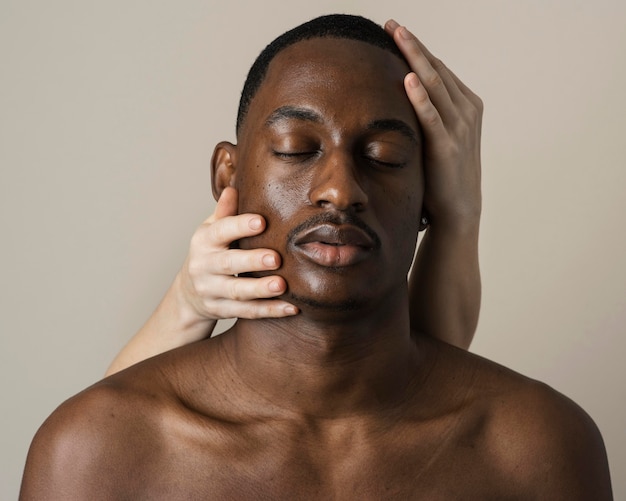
[230,37,423,313]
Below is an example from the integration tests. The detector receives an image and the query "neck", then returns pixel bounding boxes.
[219,287,427,418]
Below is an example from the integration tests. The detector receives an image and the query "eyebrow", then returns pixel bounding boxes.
[265,106,322,127]
[366,119,419,145]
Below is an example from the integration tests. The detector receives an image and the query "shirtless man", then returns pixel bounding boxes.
[21,15,611,499]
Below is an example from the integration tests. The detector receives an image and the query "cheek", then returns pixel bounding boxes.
[376,178,423,262]
[394,194,422,243]
[239,167,307,219]
[402,189,423,230]
[235,165,309,250]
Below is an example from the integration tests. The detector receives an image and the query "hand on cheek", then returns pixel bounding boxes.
[179,187,298,321]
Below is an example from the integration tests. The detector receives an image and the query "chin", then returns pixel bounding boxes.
[284,274,381,319]
[287,292,370,313]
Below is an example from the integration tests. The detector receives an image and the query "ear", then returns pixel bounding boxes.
[211,141,238,201]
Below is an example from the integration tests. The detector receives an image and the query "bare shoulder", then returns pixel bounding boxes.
[20,360,182,500]
[450,345,613,499]
[20,340,219,500]
[20,338,238,499]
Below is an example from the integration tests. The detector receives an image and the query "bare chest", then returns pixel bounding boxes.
[128,418,525,500]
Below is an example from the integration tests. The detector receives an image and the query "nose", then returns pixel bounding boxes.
[308,152,368,211]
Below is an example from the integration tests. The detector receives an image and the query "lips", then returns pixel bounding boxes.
[293,224,376,267]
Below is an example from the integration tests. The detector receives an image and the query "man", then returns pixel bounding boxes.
[21,15,611,499]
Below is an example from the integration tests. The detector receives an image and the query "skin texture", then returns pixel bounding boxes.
[105,19,481,376]
[22,28,612,500]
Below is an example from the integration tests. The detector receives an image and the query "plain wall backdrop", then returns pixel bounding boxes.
[1,0,624,497]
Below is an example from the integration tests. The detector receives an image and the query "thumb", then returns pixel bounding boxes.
[205,187,238,224]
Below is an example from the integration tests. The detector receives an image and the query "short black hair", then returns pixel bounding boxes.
[235,14,405,135]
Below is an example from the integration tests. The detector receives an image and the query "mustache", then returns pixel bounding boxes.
[287,212,381,250]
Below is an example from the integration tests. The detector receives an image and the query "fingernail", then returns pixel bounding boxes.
[386,19,399,30]
[269,280,282,292]
[284,305,298,315]
[249,217,262,230]
[263,254,277,267]
[400,26,412,40]
[407,73,419,88]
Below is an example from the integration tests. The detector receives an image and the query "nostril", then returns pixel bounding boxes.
[308,162,369,210]
[315,199,332,209]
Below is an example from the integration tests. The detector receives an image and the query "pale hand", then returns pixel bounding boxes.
[175,186,297,326]
[385,20,482,232]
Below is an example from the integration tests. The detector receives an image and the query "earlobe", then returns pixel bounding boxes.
[211,141,238,201]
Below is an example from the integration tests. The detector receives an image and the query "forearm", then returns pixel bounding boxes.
[105,273,216,376]
[409,220,480,350]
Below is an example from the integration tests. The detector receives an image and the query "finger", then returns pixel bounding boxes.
[214,186,238,220]
[387,22,447,84]
[387,21,472,122]
[402,36,481,110]
[205,186,238,225]
[404,72,447,142]
[384,18,400,34]
[198,248,282,276]
[196,212,267,249]
[210,274,288,302]
[211,298,298,320]
[408,36,482,115]
[391,26,456,116]
[386,19,476,103]
[440,64,484,111]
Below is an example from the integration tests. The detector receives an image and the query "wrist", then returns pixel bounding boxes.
[425,210,481,239]
[168,272,217,336]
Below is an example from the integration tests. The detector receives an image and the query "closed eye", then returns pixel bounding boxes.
[273,151,319,160]
[365,157,406,169]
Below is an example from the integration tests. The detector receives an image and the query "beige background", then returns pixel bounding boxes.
[1,0,624,497]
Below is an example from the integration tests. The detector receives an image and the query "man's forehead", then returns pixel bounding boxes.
[247,37,413,125]
[234,15,408,134]
[267,36,408,75]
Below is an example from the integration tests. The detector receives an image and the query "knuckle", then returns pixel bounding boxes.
[414,89,431,107]
[464,101,483,123]
[190,224,215,250]
[228,280,244,301]
[255,303,278,319]
[455,119,471,139]
[431,57,447,74]
[248,308,268,320]
[209,223,226,244]
[217,252,235,274]
[449,142,461,158]
[206,220,232,247]
[194,280,209,297]
[189,229,204,249]
[424,111,441,129]
[251,250,268,270]
[187,258,206,281]
[443,141,461,160]
[474,95,484,113]
[194,273,219,295]
[425,71,443,89]
[433,136,459,160]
